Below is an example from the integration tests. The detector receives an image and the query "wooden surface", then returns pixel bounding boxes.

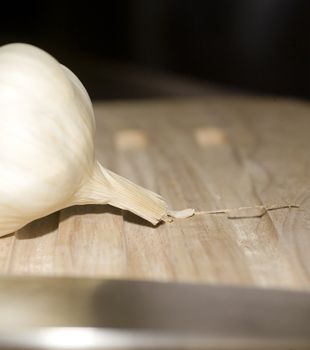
[0,96,310,291]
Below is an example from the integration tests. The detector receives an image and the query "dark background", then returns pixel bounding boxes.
[1,0,309,99]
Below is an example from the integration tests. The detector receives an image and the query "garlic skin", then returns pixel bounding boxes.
[0,43,168,237]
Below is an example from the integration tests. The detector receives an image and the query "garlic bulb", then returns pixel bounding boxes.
[0,43,170,237]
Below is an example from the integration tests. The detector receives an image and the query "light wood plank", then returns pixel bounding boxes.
[1,96,309,290]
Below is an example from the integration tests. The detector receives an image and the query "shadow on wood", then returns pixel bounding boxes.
[16,212,60,240]
[15,204,160,240]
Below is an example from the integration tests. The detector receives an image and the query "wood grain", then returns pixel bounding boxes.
[1,96,310,290]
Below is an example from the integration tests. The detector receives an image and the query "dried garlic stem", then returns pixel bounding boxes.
[168,208,195,219]
[76,164,300,225]
[194,204,300,219]
[168,204,300,221]
[75,162,169,225]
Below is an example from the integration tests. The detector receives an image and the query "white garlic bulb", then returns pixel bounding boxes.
[0,43,170,237]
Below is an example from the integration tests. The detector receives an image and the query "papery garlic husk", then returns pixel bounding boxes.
[0,43,169,238]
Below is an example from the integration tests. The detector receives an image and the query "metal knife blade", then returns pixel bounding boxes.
[0,277,309,349]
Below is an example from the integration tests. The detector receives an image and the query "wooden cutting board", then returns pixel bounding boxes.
[0,95,309,291]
